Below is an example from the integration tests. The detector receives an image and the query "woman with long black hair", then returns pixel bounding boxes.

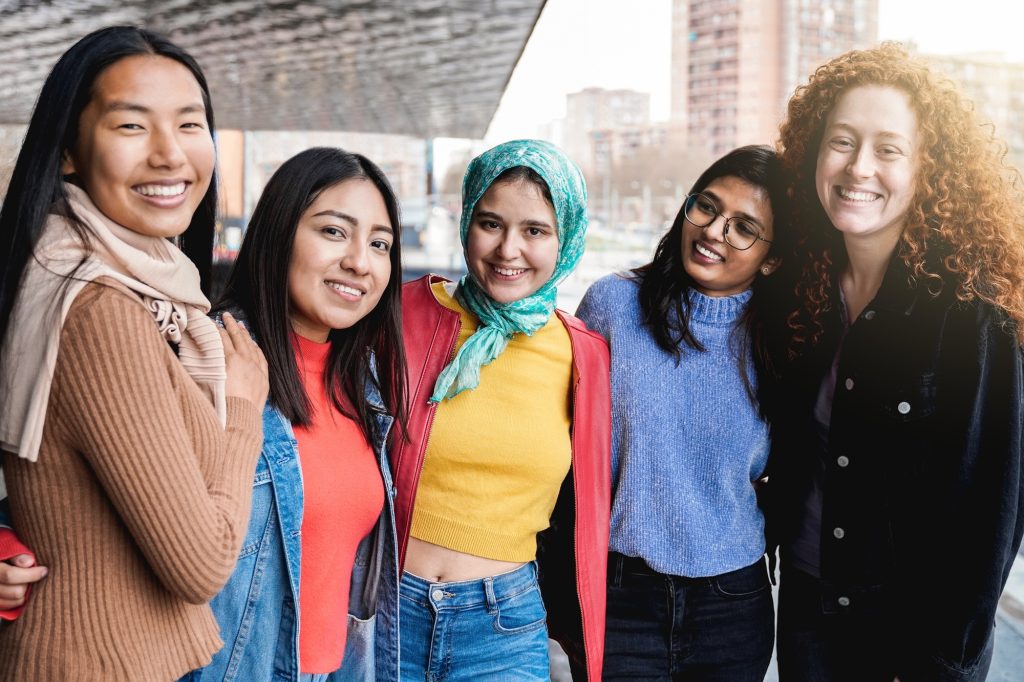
[577,145,789,681]
[0,26,266,680]
[184,146,408,682]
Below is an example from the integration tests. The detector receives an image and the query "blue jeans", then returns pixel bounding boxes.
[399,562,550,681]
[602,553,774,681]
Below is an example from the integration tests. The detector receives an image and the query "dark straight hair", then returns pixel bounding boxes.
[631,144,791,398]
[216,147,408,442]
[0,25,218,356]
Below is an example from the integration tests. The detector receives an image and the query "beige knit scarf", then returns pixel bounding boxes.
[0,182,226,463]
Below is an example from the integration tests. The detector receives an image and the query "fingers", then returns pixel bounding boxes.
[10,554,35,568]
[0,582,28,607]
[0,557,47,608]
[223,314,268,374]
[222,313,260,357]
[218,312,239,355]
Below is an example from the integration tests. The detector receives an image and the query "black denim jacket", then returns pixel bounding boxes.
[762,256,1024,682]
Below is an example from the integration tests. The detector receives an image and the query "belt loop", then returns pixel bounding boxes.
[483,576,498,613]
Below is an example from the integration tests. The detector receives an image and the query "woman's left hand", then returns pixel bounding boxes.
[0,553,47,611]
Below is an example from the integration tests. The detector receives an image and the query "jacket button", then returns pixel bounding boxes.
[836,455,850,468]
[863,310,876,320]
[897,401,911,415]
[833,527,846,539]
[838,596,851,607]
[844,378,854,390]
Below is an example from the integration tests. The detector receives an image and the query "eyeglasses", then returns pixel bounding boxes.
[683,192,772,251]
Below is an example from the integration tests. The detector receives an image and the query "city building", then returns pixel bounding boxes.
[564,87,652,177]
[924,51,1024,167]
[671,0,878,155]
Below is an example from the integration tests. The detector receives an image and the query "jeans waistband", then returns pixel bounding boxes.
[608,551,767,584]
[401,561,538,610]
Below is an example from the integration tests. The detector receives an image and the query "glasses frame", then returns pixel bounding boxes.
[683,192,773,251]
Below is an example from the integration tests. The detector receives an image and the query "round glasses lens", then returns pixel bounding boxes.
[725,218,761,250]
[685,194,717,227]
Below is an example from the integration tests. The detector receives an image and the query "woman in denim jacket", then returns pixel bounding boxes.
[188,146,408,681]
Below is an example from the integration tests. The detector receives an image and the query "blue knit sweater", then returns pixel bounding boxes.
[576,273,769,577]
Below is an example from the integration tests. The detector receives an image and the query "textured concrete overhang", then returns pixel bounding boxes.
[0,0,545,137]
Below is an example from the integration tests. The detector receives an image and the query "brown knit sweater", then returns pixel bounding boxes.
[0,282,263,681]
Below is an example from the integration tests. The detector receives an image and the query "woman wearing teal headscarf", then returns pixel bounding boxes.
[391,139,611,680]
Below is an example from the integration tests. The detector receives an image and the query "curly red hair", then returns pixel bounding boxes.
[777,42,1024,351]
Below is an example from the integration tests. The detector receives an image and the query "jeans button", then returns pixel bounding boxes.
[833,527,846,539]
[838,596,851,607]
[431,589,444,601]
[836,455,850,468]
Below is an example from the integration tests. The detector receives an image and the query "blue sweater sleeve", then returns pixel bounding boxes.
[575,279,611,341]
[575,275,624,485]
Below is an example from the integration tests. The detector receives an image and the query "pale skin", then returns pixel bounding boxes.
[0,53,268,610]
[0,555,45,611]
[404,178,559,583]
[815,85,920,323]
[815,85,920,682]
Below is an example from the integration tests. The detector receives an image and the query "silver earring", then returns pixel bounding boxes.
[761,265,770,275]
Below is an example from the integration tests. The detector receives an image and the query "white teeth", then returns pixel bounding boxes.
[135,182,186,197]
[493,266,525,276]
[326,282,363,296]
[838,187,880,202]
[695,243,723,262]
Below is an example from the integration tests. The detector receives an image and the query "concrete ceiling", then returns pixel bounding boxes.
[0,0,545,137]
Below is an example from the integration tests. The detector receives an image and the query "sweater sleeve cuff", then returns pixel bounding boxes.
[225,396,262,436]
[0,527,33,621]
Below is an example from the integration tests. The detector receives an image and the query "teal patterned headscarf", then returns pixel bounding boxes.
[429,139,588,403]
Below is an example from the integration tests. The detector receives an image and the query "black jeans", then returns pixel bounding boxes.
[776,565,993,682]
[602,552,775,681]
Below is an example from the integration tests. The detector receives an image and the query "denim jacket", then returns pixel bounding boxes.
[186,326,399,681]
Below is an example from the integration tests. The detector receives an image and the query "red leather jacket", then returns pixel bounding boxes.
[392,275,611,680]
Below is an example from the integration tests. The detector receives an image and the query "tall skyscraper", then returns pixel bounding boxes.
[672,0,878,155]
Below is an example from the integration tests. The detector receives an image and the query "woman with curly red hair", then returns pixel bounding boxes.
[762,42,1024,681]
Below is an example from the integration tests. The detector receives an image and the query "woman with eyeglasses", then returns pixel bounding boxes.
[576,144,791,680]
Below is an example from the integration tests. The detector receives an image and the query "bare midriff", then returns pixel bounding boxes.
[404,537,526,583]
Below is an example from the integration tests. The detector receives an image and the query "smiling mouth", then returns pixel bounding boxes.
[694,242,724,262]
[133,182,187,197]
[490,264,527,278]
[836,187,881,203]
[326,281,364,296]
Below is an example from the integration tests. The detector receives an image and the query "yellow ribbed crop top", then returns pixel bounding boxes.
[409,281,573,561]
